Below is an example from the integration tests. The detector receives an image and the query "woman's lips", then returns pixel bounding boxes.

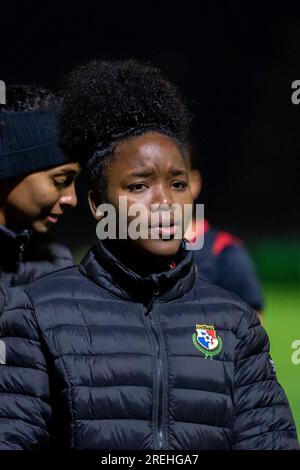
[158,225,177,237]
[46,215,58,224]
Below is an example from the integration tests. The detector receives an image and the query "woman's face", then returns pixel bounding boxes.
[1,163,80,233]
[91,132,193,259]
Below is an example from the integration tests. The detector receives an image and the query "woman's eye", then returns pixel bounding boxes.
[54,178,67,187]
[53,175,74,188]
[171,181,188,190]
[128,183,147,192]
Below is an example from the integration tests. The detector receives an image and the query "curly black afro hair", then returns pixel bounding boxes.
[58,59,193,196]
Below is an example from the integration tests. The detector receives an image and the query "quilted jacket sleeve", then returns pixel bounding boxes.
[232,304,299,449]
[0,288,52,449]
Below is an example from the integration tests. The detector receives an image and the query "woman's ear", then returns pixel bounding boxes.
[88,190,104,221]
[189,169,202,201]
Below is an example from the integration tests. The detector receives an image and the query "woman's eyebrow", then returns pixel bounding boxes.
[128,168,188,178]
[170,169,188,176]
[129,170,155,178]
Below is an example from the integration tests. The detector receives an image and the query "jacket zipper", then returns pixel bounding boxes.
[18,242,25,263]
[146,281,165,450]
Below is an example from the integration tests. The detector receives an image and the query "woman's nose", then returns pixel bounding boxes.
[59,184,78,209]
[152,185,172,207]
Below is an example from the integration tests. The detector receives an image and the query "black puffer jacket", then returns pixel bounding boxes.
[0,225,73,311]
[0,240,298,450]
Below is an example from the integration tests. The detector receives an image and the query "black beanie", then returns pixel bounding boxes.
[0,104,74,180]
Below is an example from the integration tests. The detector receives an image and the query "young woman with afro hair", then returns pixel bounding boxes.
[0,60,298,450]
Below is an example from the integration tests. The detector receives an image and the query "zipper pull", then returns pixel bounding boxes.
[18,242,25,263]
[152,277,160,296]
[145,279,160,316]
[153,286,159,296]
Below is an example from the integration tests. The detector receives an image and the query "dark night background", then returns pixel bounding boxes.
[1,1,299,250]
[1,0,300,432]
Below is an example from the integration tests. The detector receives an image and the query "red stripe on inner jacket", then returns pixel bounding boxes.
[168,261,176,270]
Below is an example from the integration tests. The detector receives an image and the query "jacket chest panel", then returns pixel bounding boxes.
[149,301,234,435]
[45,297,236,449]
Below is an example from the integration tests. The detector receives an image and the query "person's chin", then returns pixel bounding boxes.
[138,238,181,258]
[31,220,50,233]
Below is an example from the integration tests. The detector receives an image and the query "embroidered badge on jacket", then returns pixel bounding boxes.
[192,324,223,359]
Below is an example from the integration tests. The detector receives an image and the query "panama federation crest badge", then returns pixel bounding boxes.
[192,324,223,359]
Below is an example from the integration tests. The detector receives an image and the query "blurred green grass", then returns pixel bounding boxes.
[263,283,300,437]
[237,240,300,438]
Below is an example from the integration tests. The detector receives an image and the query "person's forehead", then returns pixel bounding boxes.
[116,134,185,170]
[118,153,186,177]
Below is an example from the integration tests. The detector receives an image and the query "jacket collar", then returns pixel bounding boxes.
[0,225,32,269]
[80,239,196,304]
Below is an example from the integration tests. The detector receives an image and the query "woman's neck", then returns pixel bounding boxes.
[0,206,6,227]
[102,239,178,277]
